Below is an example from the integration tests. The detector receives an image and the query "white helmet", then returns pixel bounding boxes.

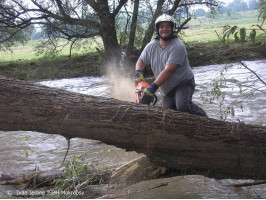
[155,13,176,33]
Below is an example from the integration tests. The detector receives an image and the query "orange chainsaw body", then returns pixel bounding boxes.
[135,81,149,104]
[135,81,157,105]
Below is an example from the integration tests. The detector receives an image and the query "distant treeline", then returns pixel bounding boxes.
[195,0,259,17]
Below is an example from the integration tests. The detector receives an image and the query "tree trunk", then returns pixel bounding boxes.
[87,0,124,64]
[99,15,120,63]
[0,75,266,180]
[98,14,120,64]
[126,0,140,57]
[141,0,164,51]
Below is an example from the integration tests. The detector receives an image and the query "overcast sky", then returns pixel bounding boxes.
[220,0,234,5]
[220,0,234,2]
[192,0,249,11]
[219,0,249,5]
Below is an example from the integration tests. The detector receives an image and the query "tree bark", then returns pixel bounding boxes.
[0,75,266,180]
[88,1,123,63]
[99,14,120,63]
[126,0,140,57]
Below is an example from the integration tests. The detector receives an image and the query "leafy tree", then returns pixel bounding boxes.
[195,8,206,17]
[221,0,265,46]
[0,0,33,50]
[0,0,126,62]
[258,0,266,24]
[222,24,265,45]
[0,0,220,62]
[228,0,248,12]
[226,8,232,17]
[31,27,45,40]
[218,5,228,14]
[207,7,218,19]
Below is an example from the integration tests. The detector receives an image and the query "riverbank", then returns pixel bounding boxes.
[0,52,103,81]
[187,40,266,67]
[0,40,265,81]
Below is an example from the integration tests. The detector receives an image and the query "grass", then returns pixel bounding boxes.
[182,10,264,42]
[0,41,38,61]
[0,37,103,61]
[182,28,222,42]
[0,52,103,80]
[188,10,260,28]
[182,27,265,42]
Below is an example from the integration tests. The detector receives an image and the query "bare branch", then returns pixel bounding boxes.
[30,0,100,28]
[113,0,128,16]
[168,0,182,15]
[176,17,191,34]
[54,0,67,17]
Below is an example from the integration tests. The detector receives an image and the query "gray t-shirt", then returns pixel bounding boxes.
[140,38,193,96]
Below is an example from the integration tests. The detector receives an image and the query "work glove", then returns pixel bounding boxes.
[141,82,158,105]
[134,70,145,83]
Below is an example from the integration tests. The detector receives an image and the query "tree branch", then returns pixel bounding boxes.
[30,0,100,28]
[176,17,191,34]
[215,30,266,87]
[85,0,97,11]
[168,0,182,15]
[54,0,68,17]
[113,0,128,16]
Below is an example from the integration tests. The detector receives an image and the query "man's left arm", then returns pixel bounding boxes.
[154,63,178,87]
[142,63,178,105]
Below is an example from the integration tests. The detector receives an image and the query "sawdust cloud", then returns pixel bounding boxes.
[105,64,135,102]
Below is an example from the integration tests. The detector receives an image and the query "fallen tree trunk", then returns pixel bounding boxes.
[0,75,266,180]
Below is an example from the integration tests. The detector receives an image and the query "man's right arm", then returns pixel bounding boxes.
[134,58,146,84]
[136,58,145,71]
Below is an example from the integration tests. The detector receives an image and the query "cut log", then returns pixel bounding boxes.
[0,75,266,180]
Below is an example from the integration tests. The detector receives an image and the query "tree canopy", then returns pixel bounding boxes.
[0,0,220,61]
[228,0,248,12]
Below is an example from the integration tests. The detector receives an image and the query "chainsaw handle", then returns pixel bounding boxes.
[135,81,157,105]
[136,90,157,105]
[152,94,157,105]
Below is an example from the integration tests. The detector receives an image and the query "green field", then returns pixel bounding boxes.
[183,10,264,42]
[0,38,103,61]
[0,10,264,62]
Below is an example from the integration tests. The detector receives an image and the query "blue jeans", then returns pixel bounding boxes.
[162,76,208,117]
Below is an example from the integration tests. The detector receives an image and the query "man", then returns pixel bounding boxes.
[135,13,207,117]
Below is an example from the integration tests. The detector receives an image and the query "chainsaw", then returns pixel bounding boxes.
[135,81,157,105]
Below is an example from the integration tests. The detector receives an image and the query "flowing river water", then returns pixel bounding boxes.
[0,60,265,198]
